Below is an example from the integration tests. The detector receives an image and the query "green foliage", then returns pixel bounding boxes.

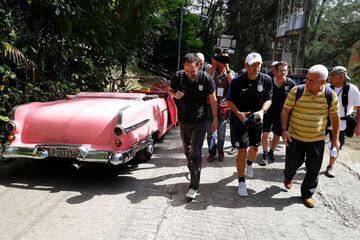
[223,0,279,70]
[139,0,204,72]
[306,0,360,67]
[0,0,167,147]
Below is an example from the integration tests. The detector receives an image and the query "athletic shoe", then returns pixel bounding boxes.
[245,164,254,178]
[259,153,267,166]
[185,189,198,199]
[238,182,248,197]
[228,147,237,155]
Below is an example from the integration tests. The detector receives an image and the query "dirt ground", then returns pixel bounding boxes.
[346,136,360,151]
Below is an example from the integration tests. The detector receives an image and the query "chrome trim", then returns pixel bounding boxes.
[6,121,16,133]
[117,106,131,125]
[2,136,154,166]
[123,119,150,134]
[114,124,125,136]
[114,119,150,136]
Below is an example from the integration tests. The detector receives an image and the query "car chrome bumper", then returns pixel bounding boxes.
[2,138,153,166]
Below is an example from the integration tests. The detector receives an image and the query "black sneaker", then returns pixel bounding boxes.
[228,147,237,155]
[325,166,335,178]
[268,153,276,164]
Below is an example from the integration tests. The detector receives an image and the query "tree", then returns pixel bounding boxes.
[226,0,278,71]
[306,0,360,81]
[139,0,206,73]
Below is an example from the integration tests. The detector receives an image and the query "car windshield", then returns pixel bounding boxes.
[111,76,169,92]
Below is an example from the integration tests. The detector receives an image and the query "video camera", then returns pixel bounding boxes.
[243,113,262,129]
[212,46,230,64]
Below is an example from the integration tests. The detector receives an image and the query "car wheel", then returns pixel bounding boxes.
[136,140,154,162]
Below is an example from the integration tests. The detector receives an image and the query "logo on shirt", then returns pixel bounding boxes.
[257,84,263,92]
[198,85,203,91]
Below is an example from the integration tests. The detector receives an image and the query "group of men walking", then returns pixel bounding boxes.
[168,51,360,208]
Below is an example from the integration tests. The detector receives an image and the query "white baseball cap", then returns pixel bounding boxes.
[245,52,263,65]
[271,61,279,66]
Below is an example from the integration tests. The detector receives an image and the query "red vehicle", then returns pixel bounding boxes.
[2,76,177,166]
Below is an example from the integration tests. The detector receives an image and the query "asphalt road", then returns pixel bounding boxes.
[0,126,359,240]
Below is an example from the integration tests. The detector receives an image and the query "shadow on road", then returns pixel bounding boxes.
[0,128,306,211]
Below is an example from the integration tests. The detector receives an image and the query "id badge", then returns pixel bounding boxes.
[217,87,224,97]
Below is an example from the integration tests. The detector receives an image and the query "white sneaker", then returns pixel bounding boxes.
[245,164,254,178]
[186,189,198,199]
[238,182,248,197]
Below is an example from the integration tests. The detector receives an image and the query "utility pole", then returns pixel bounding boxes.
[177,2,184,71]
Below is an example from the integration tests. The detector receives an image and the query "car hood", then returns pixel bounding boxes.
[21,98,140,145]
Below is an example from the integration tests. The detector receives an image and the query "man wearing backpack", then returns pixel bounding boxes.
[280,64,340,208]
[325,66,360,178]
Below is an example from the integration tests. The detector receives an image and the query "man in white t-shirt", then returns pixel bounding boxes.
[326,66,360,177]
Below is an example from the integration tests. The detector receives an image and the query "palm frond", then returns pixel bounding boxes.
[1,42,27,66]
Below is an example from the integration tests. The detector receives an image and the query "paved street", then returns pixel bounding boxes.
[0,126,359,240]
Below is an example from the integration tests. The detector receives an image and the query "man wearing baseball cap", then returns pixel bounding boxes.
[326,66,360,177]
[227,52,273,197]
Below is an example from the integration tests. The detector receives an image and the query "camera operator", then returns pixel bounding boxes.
[206,47,235,162]
[227,52,273,197]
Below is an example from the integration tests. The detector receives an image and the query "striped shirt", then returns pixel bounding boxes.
[283,85,339,142]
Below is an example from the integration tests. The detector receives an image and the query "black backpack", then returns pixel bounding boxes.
[330,82,357,137]
[293,84,333,128]
[330,82,350,121]
[295,84,332,107]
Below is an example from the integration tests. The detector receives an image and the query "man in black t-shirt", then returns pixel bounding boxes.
[169,53,218,200]
[260,61,296,166]
[227,52,273,197]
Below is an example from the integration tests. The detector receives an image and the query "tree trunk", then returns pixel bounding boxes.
[295,0,313,72]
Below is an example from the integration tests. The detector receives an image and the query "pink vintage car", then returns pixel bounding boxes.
[2,77,177,166]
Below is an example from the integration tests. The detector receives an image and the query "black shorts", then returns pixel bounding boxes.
[230,118,262,149]
[327,129,345,149]
[262,115,282,136]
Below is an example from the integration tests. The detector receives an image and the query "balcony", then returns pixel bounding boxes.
[276,10,304,38]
